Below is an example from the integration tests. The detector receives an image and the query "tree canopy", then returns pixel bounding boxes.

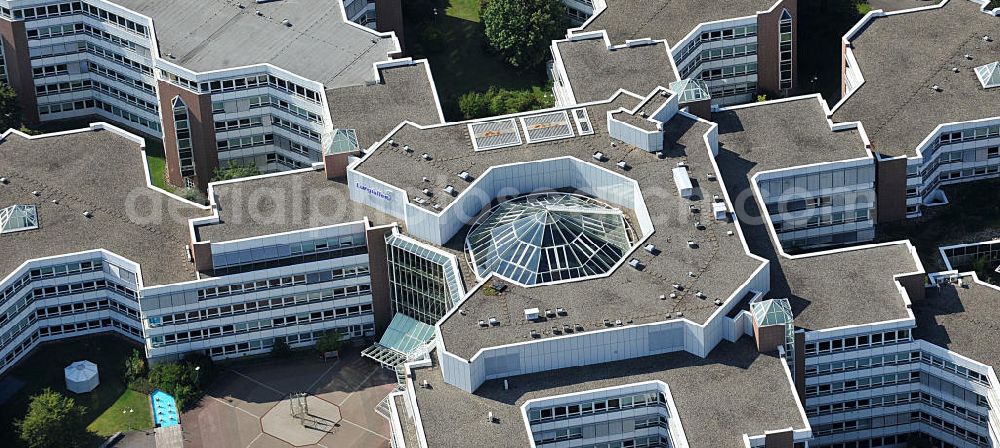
[16,388,88,448]
[481,0,570,69]
[211,161,260,182]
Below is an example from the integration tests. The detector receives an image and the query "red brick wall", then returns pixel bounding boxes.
[756,0,798,97]
[156,80,218,190]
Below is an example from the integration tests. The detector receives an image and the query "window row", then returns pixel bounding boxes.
[804,329,911,356]
[215,116,263,132]
[805,350,919,377]
[212,94,323,124]
[84,41,152,75]
[678,43,757,79]
[527,390,666,423]
[271,116,321,141]
[675,24,757,63]
[772,209,870,233]
[149,303,373,347]
[36,297,139,320]
[698,62,756,81]
[265,152,308,169]
[204,323,372,357]
[212,235,366,269]
[196,264,369,299]
[14,2,150,37]
[200,74,321,103]
[89,61,155,93]
[805,370,920,397]
[217,133,273,151]
[148,283,372,327]
[31,278,137,301]
[805,390,987,426]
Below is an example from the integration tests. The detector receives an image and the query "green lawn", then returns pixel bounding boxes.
[0,335,152,447]
[444,0,481,22]
[405,0,551,120]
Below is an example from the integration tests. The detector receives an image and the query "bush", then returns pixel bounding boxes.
[315,330,343,355]
[16,389,88,448]
[148,361,203,410]
[458,86,554,119]
[0,84,23,132]
[211,161,259,182]
[482,0,569,69]
[271,338,292,358]
[178,187,206,204]
[124,349,147,384]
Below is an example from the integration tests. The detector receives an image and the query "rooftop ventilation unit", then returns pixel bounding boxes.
[0,177,6,184]
[985,36,993,42]
[593,151,605,161]
[82,211,92,218]
[545,309,556,318]
[458,171,471,181]
[478,320,487,327]
[442,185,455,196]
[524,308,540,321]
[413,197,427,204]
[31,191,40,196]
[713,202,728,220]
[644,243,656,253]
[421,153,431,160]
[714,299,723,306]
[421,380,430,388]
[965,54,973,60]
[931,85,942,92]
[388,139,396,146]
[432,203,441,210]
[492,283,507,293]
[488,317,499,326]
[617,160,628,169]
[687,240,697,248]
[255,10,262,16]
[673,166,693,198]
[672,283,682,290]
[421,176,429,182]
[629,258,641,269]
[281,19,291,27]
[531,330,540,338]
[403,144,412,152]
[422,188,431,196]
[556,308,566,316]
[695,291,706,299]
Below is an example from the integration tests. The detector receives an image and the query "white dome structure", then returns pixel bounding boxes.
[64,360,99,394]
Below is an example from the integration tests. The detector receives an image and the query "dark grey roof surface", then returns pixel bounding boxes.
[382,95,762,359]
[114,0,396,87]
[196,169,394,243]
[326,61,443,149]
[868,0,943,12]
[0,130,208,286]
[914,280,1000,369]
[411,338,806,448]
[831,0,1000,157]
[610,88,672,131]
[714,97,868,172]
[556,38,678,104]
[713,101,919,329]
[581,0,780,45]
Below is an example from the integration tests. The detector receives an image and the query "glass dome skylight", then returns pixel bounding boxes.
[466,193,635,286]
[0,205,38,234]
[974,62,1000,89]
[669,79,711,104]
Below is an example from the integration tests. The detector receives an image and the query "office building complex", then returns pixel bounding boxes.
[0,0,420,191]
[0,1,999,448]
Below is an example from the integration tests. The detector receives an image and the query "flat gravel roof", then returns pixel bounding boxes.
[0,129,208,286]
[410,338,806,448]
[115,0,396,87]
[831,0,1000,157]
[581,0,780,46]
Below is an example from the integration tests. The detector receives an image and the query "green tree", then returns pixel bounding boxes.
[211,161,260,182]
[459,85,554,119]
[271,338,292,358]
[315,330,343,355]
[148,362,202,410]
[0,84,23,132]
[124,349,147,383]
[481,0,570,69]
[459,90,492,119]
[178,187,206,204]
[15,388,88,448]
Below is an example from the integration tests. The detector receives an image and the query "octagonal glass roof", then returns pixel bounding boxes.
[466,193,635,286]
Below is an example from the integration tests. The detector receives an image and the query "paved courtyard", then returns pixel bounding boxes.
[180,348,396,448]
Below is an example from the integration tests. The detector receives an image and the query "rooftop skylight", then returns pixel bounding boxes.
[751,298,793,327]
[326,128,360,154]
[466,193,635,286]
[0,205,38,234]
[669,79,711,104]
[469,118,522,151]
[974,62,1000,89]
